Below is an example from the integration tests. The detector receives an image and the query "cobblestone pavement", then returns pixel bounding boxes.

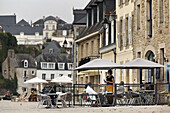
[0,100,170,113]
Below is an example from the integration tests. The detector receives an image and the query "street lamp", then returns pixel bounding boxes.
[103,17,109,29]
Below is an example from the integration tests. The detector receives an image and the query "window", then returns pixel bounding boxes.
[49,63,55,69]
[63,30,67,36]
[46,32,48,38]
[137,4,141,30]
[81,45,84,58]
[32,70,35,75]
[69,42,72,46]
[91,41,94,55]
[159,0,164,23]
[49,48,54,53]
[68,63,72,70]
[86,43,89,56]
[59,74,63,77]
[147,0,152,37]
[125,17,128,46]
[120,19,123,50]
[24,60,28,68]
[68,74,72,78]
[51,74,54,79]
[58,63,65,69]
[42,74,46,80]
[52,25,55,30]
[41,63,47,69]
[46,25,48,30]
[41,62,55,69]
[23,70,28,78]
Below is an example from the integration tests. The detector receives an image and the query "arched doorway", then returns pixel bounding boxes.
[145,51,155,83]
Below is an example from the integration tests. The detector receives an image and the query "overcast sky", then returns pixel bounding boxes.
[0,0,90,23]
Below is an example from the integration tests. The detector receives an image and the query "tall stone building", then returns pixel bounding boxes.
[116,0,134,84]
[132,0,169,84]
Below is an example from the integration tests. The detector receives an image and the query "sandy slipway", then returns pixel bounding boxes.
[0,100,170,113]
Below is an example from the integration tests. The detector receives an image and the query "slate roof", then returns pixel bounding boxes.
[33,19,44,26]
[35,53,72,70]
[57,24,72,30]
[17,19,30,26]
[45,16,57,22]
[77,20,103,40]
[0,15,16,26]
[42,41,63,53]
[73,10,87,25]
[2,25,43,35]
[12,54,36,68]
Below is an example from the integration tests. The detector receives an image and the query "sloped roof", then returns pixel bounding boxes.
[45,16,57,21]
[12,54,36,68]
[57,24,72,30]
[33,19,44,26]
[0,15,16,26]
[2,25,43,35]
[36,53,72,63]
[17,19,30,26]
[42,41,62,53]
[73,10,87,25]
[77,20,103,40]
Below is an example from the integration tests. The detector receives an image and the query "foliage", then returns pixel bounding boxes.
[0,32,17,73]
[0,75,18,94]
[52,30,57,36]
[46,39,51,42]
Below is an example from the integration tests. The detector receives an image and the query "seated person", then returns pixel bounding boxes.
[3,91,11,100]
[117,81,124,94]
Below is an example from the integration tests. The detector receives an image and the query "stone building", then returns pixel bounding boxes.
[116,0,134,84]
[132,0,169,85]
[72,9,87,84]
[2,49,37,94]
[74,0,116,85]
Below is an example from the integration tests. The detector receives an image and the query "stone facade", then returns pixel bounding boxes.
[132,0,169,85]
[116,0,134,84]
[2,49,37,94]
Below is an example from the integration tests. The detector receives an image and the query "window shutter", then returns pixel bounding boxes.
[117,21,120,47]
[128,16,132,45]
[118,0,120,6]
[123,19,126,47]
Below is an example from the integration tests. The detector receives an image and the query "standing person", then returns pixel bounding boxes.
[104,69,115,93]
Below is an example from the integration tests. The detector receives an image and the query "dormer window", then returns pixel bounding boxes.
[68,63,72,70]
[49,48,54,53]
[24,60,28,68]
[58,63,65,70]
[41,62,55,69]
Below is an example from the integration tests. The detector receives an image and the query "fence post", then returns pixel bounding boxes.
[73,84,75,106]
[114,84,117,106]
[155,83,157,105]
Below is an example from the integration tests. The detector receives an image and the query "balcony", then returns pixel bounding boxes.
[78,56,99,66]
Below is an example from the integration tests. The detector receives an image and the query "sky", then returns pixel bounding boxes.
[0,0,90,23]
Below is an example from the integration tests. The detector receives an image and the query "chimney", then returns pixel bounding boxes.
[31,20,33,27]
[8,49,15,58]
[43,16,45,21]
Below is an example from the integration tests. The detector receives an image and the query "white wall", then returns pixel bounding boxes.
[15,35,43,45]
[37,70,72,80]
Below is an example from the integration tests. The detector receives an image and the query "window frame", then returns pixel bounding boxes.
[42,74,46,80]
[58,63,65,70]
[24,60,28,68]
[67,63,72,70]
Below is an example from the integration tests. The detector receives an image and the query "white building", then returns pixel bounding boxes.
[35,53,72,81]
